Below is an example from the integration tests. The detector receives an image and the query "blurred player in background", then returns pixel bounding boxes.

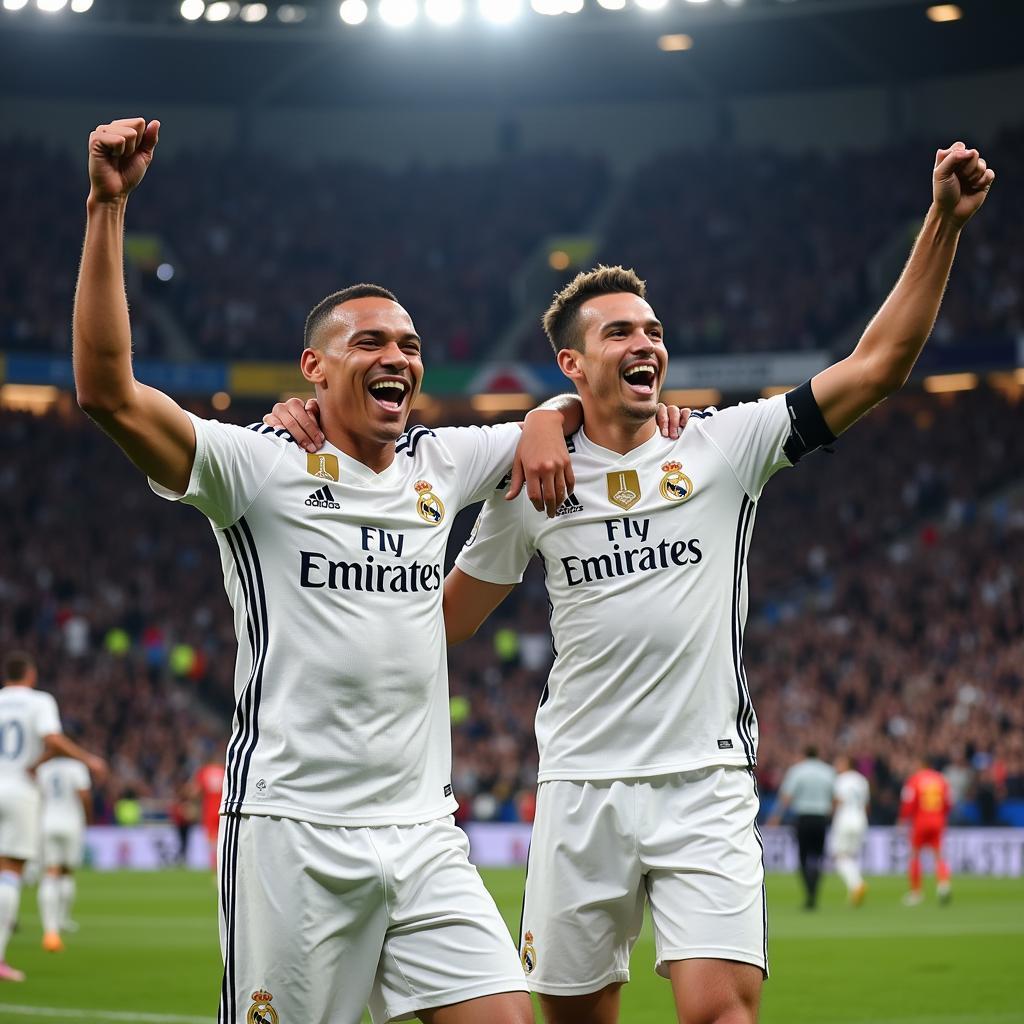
[38,755,94,951]
[73,115,590,1024]
[189,742,227,869]
[0,652,106,981]
[770,748,835,911]
[830,755,870,907]
[900,756,953,906]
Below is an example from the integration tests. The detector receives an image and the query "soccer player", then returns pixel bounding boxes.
[189,743,227,869]
[830,755,870,907]
[0,652,107,981]
[770,748,836,910]
[899,756,953,906]
[37,755,94,951]
[72,116,589,1024]
[439,144,993,1024]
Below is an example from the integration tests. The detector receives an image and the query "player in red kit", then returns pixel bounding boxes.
[190,746,226,869]
[899,757,952,906]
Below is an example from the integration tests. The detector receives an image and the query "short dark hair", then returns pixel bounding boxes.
[303,284,399,350]
[804,745,819,759]
[3,651,35,683]
[541,265,646,355]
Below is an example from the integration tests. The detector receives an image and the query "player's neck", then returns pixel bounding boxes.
[583,414,658,456]
[321,418,396,474]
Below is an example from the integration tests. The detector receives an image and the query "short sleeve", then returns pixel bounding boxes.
[148,414,288,530]
[433,423,522,507]
[693,394,794,499]
[38,693,62,737]
[72,760,92,789]
[455,493,534,585]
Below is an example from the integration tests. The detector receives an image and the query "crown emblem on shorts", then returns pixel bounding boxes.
[251,991,273,1004]
[414,480,432,493]
[662,461,681,473]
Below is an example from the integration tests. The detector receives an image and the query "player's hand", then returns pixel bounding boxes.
[88,118,160,205]
[263,397,325,452]
[657,403,691,439]
[508,410,575,518]
[87,755,109,783]
[932,141,995,228]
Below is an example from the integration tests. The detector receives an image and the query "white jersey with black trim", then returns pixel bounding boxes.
[0,685,62,784]
[456,394,801,782]
[39,757,91,832]
[151,415,520,826]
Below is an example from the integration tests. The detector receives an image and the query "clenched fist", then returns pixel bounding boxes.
[88,117,160,205]
[933,141,995,228]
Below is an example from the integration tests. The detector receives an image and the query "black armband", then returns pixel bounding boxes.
[783,380,836,464]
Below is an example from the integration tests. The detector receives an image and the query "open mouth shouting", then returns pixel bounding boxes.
[367,376,411,413]
[621,360,659,397]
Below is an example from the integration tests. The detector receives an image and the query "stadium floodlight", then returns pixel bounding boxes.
[926,4,962,21]
[70,0,92,10]
[530,0,563,16]
[3,0,30,9]
[379,0,417,25]
[658,32,692,50]
[596,0,626,9]
[563,0,583,12]
[478,0,521,24]
[425,0,462,25]
[277,3,307,20]
[683,0,711,4]
[180,0,205,20]
[634,0,668,10]
[240,2,268,20]
[36,0,68,11]
[205,1,238,20]
[339,0,368,23]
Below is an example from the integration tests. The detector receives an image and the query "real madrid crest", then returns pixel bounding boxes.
[246,989,279,1024]
[659,461,695,503]
[607,470,641,511]
[414,480,445,526]
[521,930,537,974]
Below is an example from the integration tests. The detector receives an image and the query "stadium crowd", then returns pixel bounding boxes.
[3,126,1021,365]
[1,385,1021,825]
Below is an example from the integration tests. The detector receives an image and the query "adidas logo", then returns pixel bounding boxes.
[555,493,584,516]
[305,485,340,509]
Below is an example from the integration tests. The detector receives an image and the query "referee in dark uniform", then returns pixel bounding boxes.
[769,746,836,909]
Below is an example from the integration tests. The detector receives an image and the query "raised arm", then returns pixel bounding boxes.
[73,117,196,494]
[443,567,516,645]
[810,142,995,436]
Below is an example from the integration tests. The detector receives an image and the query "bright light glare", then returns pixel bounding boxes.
[277,3,307,20]
[425,0,462,24]
[683,0,711,4]
[635,0,668,9]
[156,263,175,282]
[205,1,235,20]
[240,2,267,20]
[563,0,583,12]
[596,0,626,9]
[3,0,30,9]
[530,0,562,15]
[926,4,962,21]
[379,0,417,25]
[36,0,68,11]
[658,32,692,50]
[70,0,93,11]
[339,0,368,22]
[180,0,205,19]
[478,0,520,22]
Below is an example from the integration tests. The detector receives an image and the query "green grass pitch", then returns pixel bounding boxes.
[3,869,1021,1023]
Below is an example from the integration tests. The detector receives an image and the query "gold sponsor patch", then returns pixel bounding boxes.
[415,480,445,526]
[247,990,279,1024]
[306,453,340,482]
[607,470,641,511]
[659,461,695,503]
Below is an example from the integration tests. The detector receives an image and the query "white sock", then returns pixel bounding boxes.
[58,875,76,927]
[0,871,22,962]
[835,855,863,893]
[39,875,62,935]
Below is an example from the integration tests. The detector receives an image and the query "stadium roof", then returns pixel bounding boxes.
[0,0,1019,108]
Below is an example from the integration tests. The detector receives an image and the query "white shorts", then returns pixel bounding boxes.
[520,766,767,996]
[217,814,527,1024]
[830,815,867,858]
[41,821,85,869]
[0,783,41,861]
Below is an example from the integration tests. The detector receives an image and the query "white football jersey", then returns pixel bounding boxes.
[833,770,870,820]
[39,757,91,831]
[0,685,62,782]
[152,415,520,827]
[456,394,802,781]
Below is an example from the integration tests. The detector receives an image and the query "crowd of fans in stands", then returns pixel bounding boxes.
[1,385,1021,825]
[3,126,1021,365]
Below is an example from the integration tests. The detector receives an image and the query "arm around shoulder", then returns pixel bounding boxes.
[443,567,515,645]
